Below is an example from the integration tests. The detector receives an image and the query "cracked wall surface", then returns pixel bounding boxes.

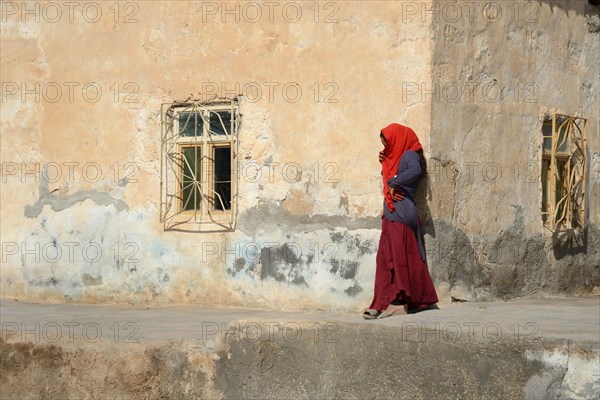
[0,1,598,308]
[0,2,432,309]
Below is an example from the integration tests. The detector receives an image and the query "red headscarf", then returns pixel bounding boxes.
[380,123,422,213]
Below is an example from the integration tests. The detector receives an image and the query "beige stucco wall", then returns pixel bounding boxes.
[1,1,434,309]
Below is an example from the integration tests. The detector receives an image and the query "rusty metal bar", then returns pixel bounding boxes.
[546,113,587,231]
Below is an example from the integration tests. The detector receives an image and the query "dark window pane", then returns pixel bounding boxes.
[541,159,550,218]
[209,111,233,135]
[213,147,231,210]
[181,147,202,211]
[179,112,203,137]
[542,120,552,137]
[542,120,552,155]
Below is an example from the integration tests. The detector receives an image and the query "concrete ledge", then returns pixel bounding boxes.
[1,298,598,399]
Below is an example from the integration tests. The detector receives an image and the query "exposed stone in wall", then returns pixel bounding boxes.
[586,3,600,32]
[428,214,600,301]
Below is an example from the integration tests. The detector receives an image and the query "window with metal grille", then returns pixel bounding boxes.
[161,99,239,231]
[541,113,588,230]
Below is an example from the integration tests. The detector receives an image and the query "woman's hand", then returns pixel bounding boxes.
[389,187,404,201]
[379,150,385,163]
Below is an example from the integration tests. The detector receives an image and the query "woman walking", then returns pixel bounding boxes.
[363,123,439,319]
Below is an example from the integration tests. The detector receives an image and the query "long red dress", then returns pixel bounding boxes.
[368,218,438,311]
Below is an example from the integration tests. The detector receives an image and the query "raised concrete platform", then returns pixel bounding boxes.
[1,297,598,399]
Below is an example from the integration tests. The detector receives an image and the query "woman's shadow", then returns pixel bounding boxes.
[416,164,436,240]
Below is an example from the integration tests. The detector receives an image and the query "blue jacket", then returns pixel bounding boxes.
[383,150,426,261]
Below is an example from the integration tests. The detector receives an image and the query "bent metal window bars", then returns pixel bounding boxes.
[541,113,588,231]
[160,98,240,231]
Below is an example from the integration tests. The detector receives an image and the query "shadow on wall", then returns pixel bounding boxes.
[543,0,598,14]
[552,227,589,260]
[415,168,435,239]
[419,193,599,300]
[541,0,600,32]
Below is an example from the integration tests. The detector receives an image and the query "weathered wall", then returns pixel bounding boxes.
[426,0,600,300]
[0,1,433,309]
[1,1,597,309]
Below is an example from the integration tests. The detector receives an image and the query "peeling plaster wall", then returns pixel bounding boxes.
[427,0,600,300]
[0,2,433,309]
[1,1,597,309]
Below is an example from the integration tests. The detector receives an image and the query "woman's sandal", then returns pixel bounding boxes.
[362,309,381,319]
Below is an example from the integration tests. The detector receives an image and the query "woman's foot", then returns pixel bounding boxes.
[378,304,407,319]
[362,308,381,319]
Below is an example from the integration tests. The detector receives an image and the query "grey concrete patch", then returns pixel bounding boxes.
[24,166,128,218]
[237,202,380,235]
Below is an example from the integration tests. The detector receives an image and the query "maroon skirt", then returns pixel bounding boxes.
[368,218,438,311]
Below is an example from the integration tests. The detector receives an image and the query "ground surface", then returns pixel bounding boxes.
[1,297,598,399]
